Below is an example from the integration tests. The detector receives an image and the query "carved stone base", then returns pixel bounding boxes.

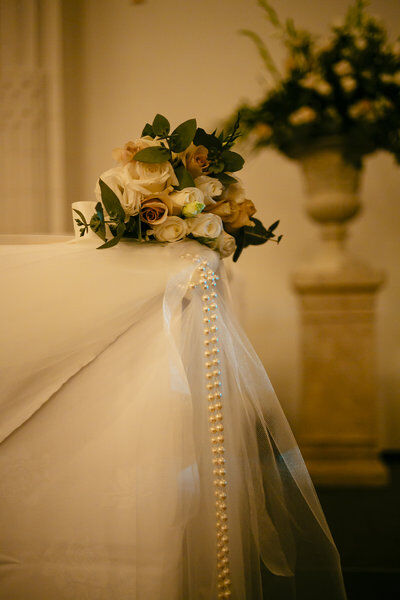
[293,259,388,487]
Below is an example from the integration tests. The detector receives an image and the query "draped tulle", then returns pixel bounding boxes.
[0,233,346,599]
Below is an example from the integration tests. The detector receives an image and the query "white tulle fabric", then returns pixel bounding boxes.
[0,224,347,599]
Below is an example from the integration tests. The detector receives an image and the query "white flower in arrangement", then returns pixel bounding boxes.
[354,37,367,51]
[221,178,246,204]
[299,73,332,96]
[348,99,375,121]
[124,160,177,195]
[149,216,188,243]
[214,231,236,258]
[112,137,162,167]
[288,106,317,126]
[95,167,144,217]
[186,213,223,240]
[333,59,353,76]
[169,187,205,215]
[194,176,223,205]
[340,76,357,93]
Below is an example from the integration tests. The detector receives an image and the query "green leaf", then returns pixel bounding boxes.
[221,150,245,172]
[194,128,222,150]
[268,219,280,232]
[232,228,246,262]
[99,179,125,221]
[152,114,170,137]
[73,208,89,227]
[174,164,195,189]
[216,172,238,186]
[97,221,126,249]
[169,119,197,152]
[90,213,106,241]
[133,146,171,163]
[141,123,155,137]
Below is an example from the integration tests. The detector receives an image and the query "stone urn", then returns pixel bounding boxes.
[291,137,388,486]
[295,137,364,275]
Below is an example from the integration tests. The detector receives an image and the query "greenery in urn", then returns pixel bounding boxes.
[231,0,400,168]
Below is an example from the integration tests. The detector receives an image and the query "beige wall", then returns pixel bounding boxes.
[63,0,400,447]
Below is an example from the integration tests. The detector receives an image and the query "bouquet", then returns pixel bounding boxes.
[74,114,281,261]
[231,0,400,167]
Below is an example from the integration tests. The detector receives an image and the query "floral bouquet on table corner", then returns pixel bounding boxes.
[73,114,282,262]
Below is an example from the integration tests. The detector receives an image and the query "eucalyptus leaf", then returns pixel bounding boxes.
[174,164,195,189]
[221,150,245,172]
[152,114,170,137]
[169,119,197,152]
[99,179,125,222]
[97,221,126,249]
[268,220,280,232]
[90,214,106,241]
[216,173,238,186]
[141,123,155,138]
[73,208,89,227]
[194,128,222,150]
[134,146,171,163]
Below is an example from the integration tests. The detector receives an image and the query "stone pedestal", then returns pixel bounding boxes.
[293,140,388,486]
[293,264,388,486]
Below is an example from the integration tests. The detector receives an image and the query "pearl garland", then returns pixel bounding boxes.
[185,255,232,600]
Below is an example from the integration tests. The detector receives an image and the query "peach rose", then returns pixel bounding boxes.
[206,198,256,233]
[140,197,168,225]
[183,144,210,178]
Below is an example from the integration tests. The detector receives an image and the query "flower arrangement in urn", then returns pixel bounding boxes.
[74,114,281,261]
[233,0,400,167]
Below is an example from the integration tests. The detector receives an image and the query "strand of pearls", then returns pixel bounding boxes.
[187,256,231,599]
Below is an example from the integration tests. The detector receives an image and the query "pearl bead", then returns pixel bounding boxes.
[203,317,210,324]
[206,372,213,379]
[213,369,221,377]
[215,413,223,421]
[205,361,212,369]
[222,568,230,576]
[204,350,211,357]
[211,336,218,343]
[210,303,217,310]
[216,446,225,454]
[213,358,220,365]
[212,348,220,354]
[204,328,210,335]
[204,339,210,346]
[208,394,214,401]
[211,291,217,298]
[213,381,222,388]
[210,325,218,333]
[202,295,210,302]
[203,306,210,313]
[223,591,231,598]
[219,502,227,511]
[211,314,217,321]
[206,383,214,390]
[209,416,217,423]
[213,393,222,401]
[219,491,227,499]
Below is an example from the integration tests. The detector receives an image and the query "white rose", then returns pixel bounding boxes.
[215,231,236,258]
[194,175,223,205]
[124,161,177,195]
[168,186,205,215]
[112,136,162,170]
[221,177,246,204]
[149,216,188,242]
[95,166,143,217]
[186,213,223,240]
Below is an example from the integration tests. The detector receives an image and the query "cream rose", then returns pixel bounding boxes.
[194,176,223,205]
[149,216,188,243]
[186,213,223,240]
[112,136,162,169]
[95,166,144,217]
[123,161,177,195]
[168,186,205,215]
[221,178,246,204]
[215,231,236,258]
